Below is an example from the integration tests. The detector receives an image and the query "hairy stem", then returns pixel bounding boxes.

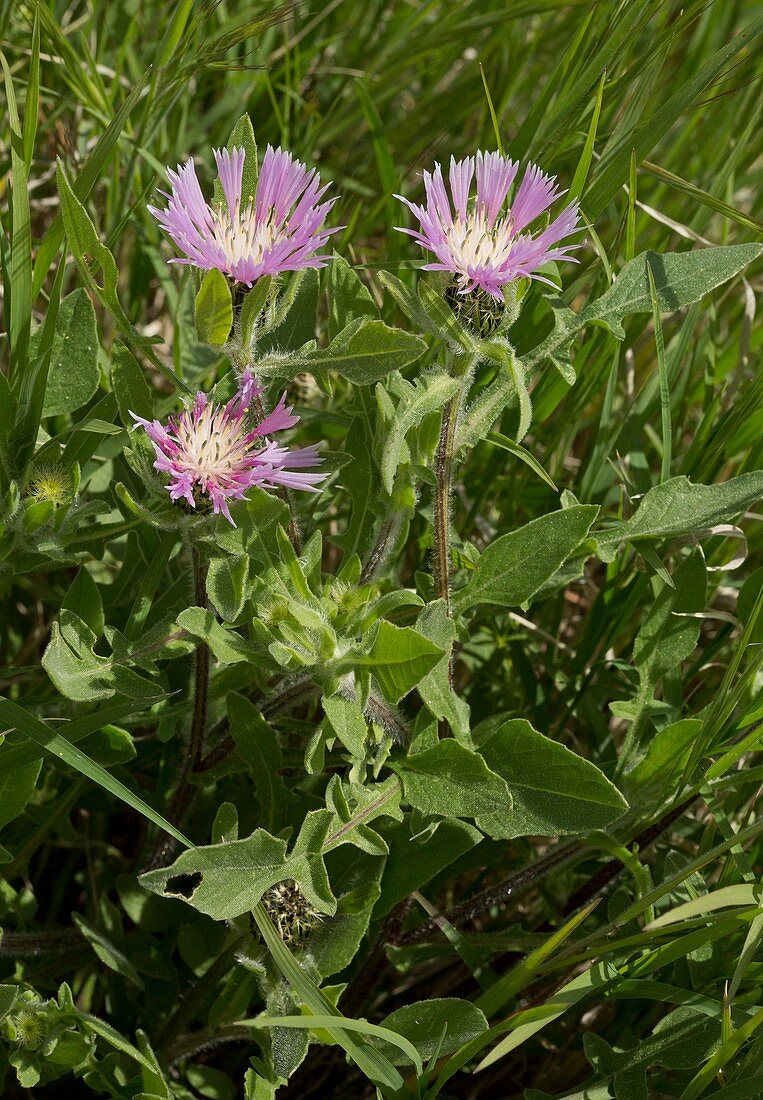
[359,511,401,584]
[432,354,474,738]
[393,841,580,948]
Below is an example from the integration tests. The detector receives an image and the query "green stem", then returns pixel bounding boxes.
[188,547,210,771]
[145,547,209,868]
[432,353,474,723]
[433,394,459,620]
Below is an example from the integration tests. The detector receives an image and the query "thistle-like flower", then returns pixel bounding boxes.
[395,151,581,301]
[131,370,324,525]
[261,880,323,947]
[148,145,338,284]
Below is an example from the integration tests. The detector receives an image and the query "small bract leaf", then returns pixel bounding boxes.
[195,269,233,347]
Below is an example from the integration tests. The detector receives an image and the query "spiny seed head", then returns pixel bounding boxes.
[12,1009,47,1049]
[444,279,507,336]
[328,579,369,614]
[28,465,72,507]
[262,881,323,946]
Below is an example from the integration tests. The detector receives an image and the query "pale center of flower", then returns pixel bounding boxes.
[174,406,249,483]
[445,211,514,274]
[211,202,279,268]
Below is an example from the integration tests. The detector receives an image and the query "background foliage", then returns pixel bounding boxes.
[1,1,762,1097]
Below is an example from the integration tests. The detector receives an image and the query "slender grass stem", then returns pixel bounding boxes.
[433,394,459,621]
[188,547,210,771]
[145,547,209,868]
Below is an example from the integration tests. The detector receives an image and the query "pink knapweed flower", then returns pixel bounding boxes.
[131,370,324,525]
[148,146,338,284]
[395,151,581,300]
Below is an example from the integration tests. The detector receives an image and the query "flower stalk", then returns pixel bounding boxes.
[432,352,475,725]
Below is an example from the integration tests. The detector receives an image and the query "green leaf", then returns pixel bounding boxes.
[476,900,599,1018]
[0,699,141,774]
[323,777,402,855]
[1,48,32,380]
[352,620,444,703]
[456,357,521,454]
[625,718,702,805]
[381,372,460,494]
[32,73,149,297]
[0,761,41,830]
[375,818,482,917]
[586,244,763,340]
[42,611,165,702]
[615,552,707,774]
[334,408,378,559]
[633,552,706,691]
[177,608,267,668]
[227,693,292,832]
[138,825,336,920]
[526,244,763,370]
[72,913,144,989]
[475,720,628,838]
[376,999,488,1066]
[415,601,471,740]
[595,473,763,559]
[568,68,606,201]
[195,269,233,347]
[476,960,618,1070]
[260,268,320,353]
[322,694,369,759]
[215,113,258,210]
[480,339,532,440]
[394,741,512,819]
[62,567,104,637]
[239,276,272,348]
[309,847,384,978]
[111,344,153,426]
[265,318,426,385]
[486,432,557,490]
[327,253,377,339]
[240,1013,421,1077]
[206,555,249,622]
[454,505,598,612]
[417,280,480,353]
[377,269,437,334]
[38,289,99,416]
[0,697,192,848]
[56,162,189,394]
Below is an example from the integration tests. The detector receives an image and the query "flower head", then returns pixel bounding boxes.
[149,146,338,284]
[395,151,581,301]
[131,370,324,525]
[28,464,72,507]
